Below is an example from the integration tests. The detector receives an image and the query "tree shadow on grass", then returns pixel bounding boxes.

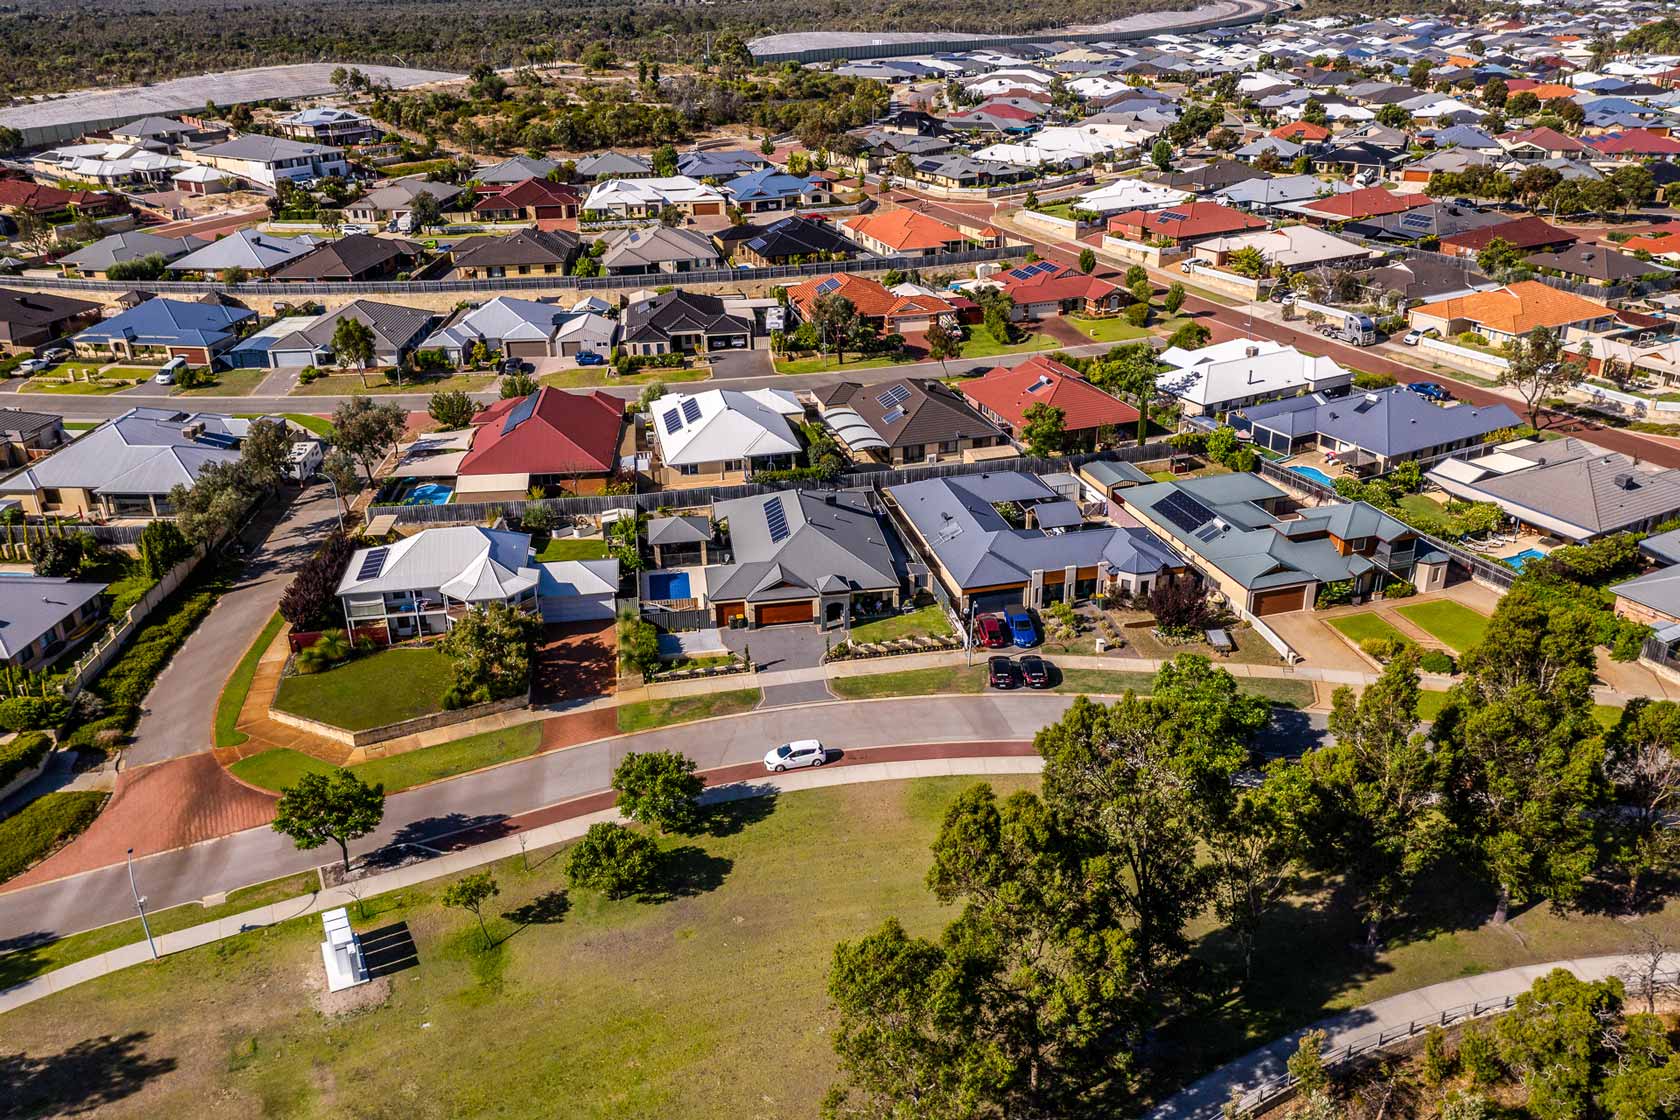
[0,1031,176,1117]
[695,788,779,837]
[639,847,733,904]
[0,932,55,992]
[503,889,570,928]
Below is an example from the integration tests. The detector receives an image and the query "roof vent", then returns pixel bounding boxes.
[1615,473,1639,491]
[1245,344,1260,358]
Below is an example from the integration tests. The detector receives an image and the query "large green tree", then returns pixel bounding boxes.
[330,395,409,485]
[271,768,386,872]
[611,750,704,834]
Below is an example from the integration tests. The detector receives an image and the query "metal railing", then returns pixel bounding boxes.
[3,247,1027,299]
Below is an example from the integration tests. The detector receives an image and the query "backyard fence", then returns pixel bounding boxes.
[58,543,208,698]
[3,246,1027,299]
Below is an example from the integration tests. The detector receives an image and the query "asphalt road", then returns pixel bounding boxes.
[0,694,1327,946]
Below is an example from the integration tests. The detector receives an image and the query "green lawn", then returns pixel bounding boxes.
[615,688,762,733]
[272,647,455,731]
[1413,689,1618,728]
[829,665,986,699]
[19,377,138,395]
[237,412,335,438]
[290,373,496,396]
[956,331,1056,360]
[534,537,610,562]
[540,365,709,389]
[0,871,320,990]
[173,368,268,397]
[1397,493,1446,521]
[0,792,108,883]
[773,353,902,376]
[832,662,1313,705]
[847,605,953,644]
[62,421,99,430]
[1066,316,1151,343]
[229,722,547,794]
[1396,601,1491,653]
[1329,612,1410,647]
[214,612,283,749]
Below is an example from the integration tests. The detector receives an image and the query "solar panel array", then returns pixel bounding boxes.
[681,397,702,424]
[1158,209,1189,222]
[881,406,906,425]
[662,408,683,434]
[877,383,911,409]
[815,277,842,296]
[500,392,540,435]
[1400,211,1434,230]
[1154,490,1218,534]
[1005,260,1060,281]
[358,546,390,581]
[765,495,790,543]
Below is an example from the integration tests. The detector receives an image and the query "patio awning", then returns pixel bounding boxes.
[365,513,397,537]
[390,450,466,478]
[1030,499,1084,529]
[456,472,530,496]
[822,407,888,453]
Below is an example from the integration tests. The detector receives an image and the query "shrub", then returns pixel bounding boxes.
[138,520,191,579]
[1360,635,1413,662]
[618,617,662,677]
[1383,579,1417,599]
[0,791,107,881]
[1418,649,1457,674]
[566,821,660,898]
[0,696,64,732]
[1124,302,1150,327]
[1315,580,1356,609]
[0,730,52,787]
[1352,371,1396,390]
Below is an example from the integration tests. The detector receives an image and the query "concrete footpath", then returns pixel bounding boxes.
[0,753,1040,1017]
[1147,953,1667,1120]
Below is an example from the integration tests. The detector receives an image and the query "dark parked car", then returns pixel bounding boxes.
[1407,381,1452,402]
[1004,607,1037,648]
[988,656,1022,690]
[975,614,1008,649]
[575,350,606,366]
[500,357,530,375]
[1018,654,1051,689]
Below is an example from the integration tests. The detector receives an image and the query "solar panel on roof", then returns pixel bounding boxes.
[815,277,841,296]
[1400,211,1434,229]
[681,397,702,424]
[357,547,390,581]
[662,408,683,434]
[1030,260,1058,274]
[1155,490,1219,534]
[500,392,540,435]
[196,431,240,449]
[1158,209,1189,222]
[877,383,911,409]
[881,406,906,425]
[1008,267,1035,280]
[764,495,790,543]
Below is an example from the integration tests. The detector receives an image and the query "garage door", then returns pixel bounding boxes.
[1251,586,1309,616]
[506,340,550,359]
[970,588,1025,614]
[541,594,614,622]
[756,601,815,625]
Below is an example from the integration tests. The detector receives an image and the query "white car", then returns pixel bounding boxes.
[763,739,830,772]
[14,358,47,375]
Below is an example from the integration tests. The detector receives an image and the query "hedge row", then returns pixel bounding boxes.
[0,732,51,789]
[0,792,107,882]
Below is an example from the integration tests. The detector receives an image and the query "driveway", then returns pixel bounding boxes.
[723,624,834,707]
[708,349,775,380]
[532,620,616,708]
[124,484,343,767]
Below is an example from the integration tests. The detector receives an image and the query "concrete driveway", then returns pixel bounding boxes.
[708,349,774,380]
[722,624,834,707]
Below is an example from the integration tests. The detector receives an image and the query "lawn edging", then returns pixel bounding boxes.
[212,611,285,749]
[269,688,531,748]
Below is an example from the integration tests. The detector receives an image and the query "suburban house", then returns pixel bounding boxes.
[0,288,100,350]
[1120,473,1424,615]
[843,209,974,257]
[269,234,424,282]
[58,231,207,278]
[620,291,754,357]
[722,168,832,214]
[72,298,255,365]
[178,135,350,189]
[1197,225,1375,274]
[725,216,860,267]
[1358,256,1499,303]
[419,297,614,363]
[816,379,1007,465]
[1426,437,1680,543]
[1233,387,1523,473]
[471,178,581,222]
[786,273,956,335]
[1497,126,1591,161]
[447,228,579,279]
[166,228,319,276]
[1287,186,1427,225]
[696,489,904,629]
[0,407,68,470]
[227,301,435,370]
[886,470,1185,612]
[447,388,627,498]
[677,149,768,179]
[598,226,722,275]
[581,176,727,219]
[1106,201,1267,248]
[1526,245,1667,288]
[0,576,108,672]
[342,178,463,225]
[0,180,126,224]
[647,388,803,486]
[336,525,619,639]
[0,407,265,519]
[996,261,1126,319]
[1407,281,1617,345]
[1439,215,1577,259]
[1611,567,1680,640]
[1075,178,1193,215]
[275,107,381,145]
[574,152,653,179]
[108,115,206,147]
[960,355,1139,451]
[1156,338,1355,418]
[1341,201,1505,244]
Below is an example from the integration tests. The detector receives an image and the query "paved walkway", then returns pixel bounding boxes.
[0,751,1041,1016]
[1146,953,1669,1120]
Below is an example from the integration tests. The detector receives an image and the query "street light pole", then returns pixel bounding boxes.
[127,848,158,960]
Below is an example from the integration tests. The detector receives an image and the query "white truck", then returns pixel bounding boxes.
[1290,299,1378,347]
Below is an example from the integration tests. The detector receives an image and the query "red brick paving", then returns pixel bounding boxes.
[538,707,620,751]
[533,620,616,705]
[3,755,277,890]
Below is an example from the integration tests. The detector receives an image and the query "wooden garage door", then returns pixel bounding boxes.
[1251,586,1309,616]
[757,601,815,625]
[716,602,747,627]
[506,340,549,359]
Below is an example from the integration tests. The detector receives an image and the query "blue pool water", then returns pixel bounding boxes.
[403,483,453,506]
[1289,465,1337,487]
[647,571,692,600]
[1503,548,1547,572]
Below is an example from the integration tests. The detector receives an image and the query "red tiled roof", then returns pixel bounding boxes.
[1107,200,1266,240]
[474,177,581,210]
[1441,215,1575,254]
[461,386,624,476]
[1299,186,1425,221]
[0,179,118,214]
[845,208,969,251]
[972,102,1037,122]
[1272,120,1330,142]
[1001,264,1121,304]
[959,355,1138,432]
[1585,130,1680,156]
[787,272,956,323]
[1497,126,1590,153]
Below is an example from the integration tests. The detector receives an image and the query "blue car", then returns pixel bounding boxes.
[1004,607,1036,648]
[575,350,606,366]
[1407,381,1451,402]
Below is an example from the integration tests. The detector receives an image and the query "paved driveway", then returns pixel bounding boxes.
[708,349,774,380]
[532,620,616,707]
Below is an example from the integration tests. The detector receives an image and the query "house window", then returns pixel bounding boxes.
[678,464,700,476]
[722,459,744,472]
[903,443,926,460]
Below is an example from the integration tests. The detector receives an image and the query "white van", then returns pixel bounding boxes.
[154,357,186,385]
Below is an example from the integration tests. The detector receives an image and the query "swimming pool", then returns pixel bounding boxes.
[402,482,454,506]
[647,571,692,600]
[1503,548,1547,572]
[1289,465,1337,487]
